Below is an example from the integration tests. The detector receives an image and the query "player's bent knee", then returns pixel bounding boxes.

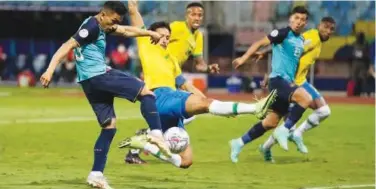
[293,88,312,107]
[316,105,331,119]
[102,118,116,129]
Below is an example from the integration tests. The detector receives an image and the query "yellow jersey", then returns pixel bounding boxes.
[136,36,182,90]
[295,29,322,86]
[168,21,204,66]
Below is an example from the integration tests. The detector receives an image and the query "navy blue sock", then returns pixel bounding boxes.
[241,122,266,145]
[139,95,162,131]
[284,104,306,129]
[92,128,117,172]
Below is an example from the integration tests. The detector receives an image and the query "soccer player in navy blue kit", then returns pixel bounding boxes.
[40,2,170,188]
[229,6,313,163]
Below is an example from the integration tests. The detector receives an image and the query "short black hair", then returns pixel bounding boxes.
[148,21,171,33]
[290,6,309,18]
[103,1,127,16]
[321,16,336,24]
[186,2,204,10]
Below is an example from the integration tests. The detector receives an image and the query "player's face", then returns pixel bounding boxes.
[318,22,336,41]
[186,7,204,30]
[100,11,123,32]
[155,27,170,49]
[289,13,307,33]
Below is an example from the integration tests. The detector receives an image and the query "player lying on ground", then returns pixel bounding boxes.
[40,1,172,189]
[229,6,313,163]
[256,17,336,162]
[117,0,277,169]
[125,1,220,164]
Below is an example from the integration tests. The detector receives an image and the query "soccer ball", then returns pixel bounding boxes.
[163,127,190,154]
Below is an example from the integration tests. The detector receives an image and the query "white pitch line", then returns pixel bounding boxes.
[304,184,375,189]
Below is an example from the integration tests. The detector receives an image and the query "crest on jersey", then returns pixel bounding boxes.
[270,30,278,37]
[79,29,89,38]
[304,39,312,46]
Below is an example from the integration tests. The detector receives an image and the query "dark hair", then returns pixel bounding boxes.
[321,16,336,24]
[148,21,171,33]
[186,2,204,10]
[103,1,127,16]
[290,6,309,18]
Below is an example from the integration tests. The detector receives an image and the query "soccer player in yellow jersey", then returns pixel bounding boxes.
[119,0,277,168]
[258,17,336,162]
[169,2,219,73]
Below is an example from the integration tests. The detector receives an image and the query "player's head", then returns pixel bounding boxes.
[185,2,204,30]
[317,17,336,42]
[99,1,127,31]
[289,6,309,33]
[149,21,171,49]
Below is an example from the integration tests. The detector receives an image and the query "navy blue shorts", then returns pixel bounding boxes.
[268,76,298,116]
[80,69,144,127]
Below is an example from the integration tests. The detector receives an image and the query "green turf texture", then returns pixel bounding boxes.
[0,87,374,189]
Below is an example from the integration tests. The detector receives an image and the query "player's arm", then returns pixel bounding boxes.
[176,75,206,98]
[40,19,101,88]
[110,0,161,43]
[233,28,288,69]
[232,36,271,69]
[193,32,220,74]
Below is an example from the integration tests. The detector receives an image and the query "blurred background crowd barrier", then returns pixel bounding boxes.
[0,1,374,97]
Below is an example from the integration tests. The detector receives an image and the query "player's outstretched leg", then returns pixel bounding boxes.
[185,89,277,119]
[273,88,312,151]
[229,112,281,163]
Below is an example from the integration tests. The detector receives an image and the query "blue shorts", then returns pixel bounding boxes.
[153,87,192,132]
[268,76,298,116]
[80,69,144,127]
[300,82,322,100]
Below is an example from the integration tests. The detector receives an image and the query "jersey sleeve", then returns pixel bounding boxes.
[72,18,100,46]
[193,31,203,57]
[267,28,290,45]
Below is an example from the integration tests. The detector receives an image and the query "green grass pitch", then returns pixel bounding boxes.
[0,87,374,189]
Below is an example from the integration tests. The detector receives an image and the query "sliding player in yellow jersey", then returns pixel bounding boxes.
[258,17,336,162]
[125,2,220,164]
[118,0,277,168]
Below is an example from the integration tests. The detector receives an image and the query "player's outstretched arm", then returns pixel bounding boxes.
[175,75,206,98]
[40,38,79,88]
[233,36,271,69]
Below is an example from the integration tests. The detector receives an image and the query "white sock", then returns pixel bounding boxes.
[90,171,103,176]
[262,135,276,150]
[143,143,182,167]
[236,138,245,147]
[209,100,256,116]
[149,129,163,138]
[293,105,331,137]
[183,116,196,125]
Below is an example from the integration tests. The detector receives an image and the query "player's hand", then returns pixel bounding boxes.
[128,0,139,12]
[40,70,54,88]
[232,57,246,69]
[252,51,264,64]
[208,64,220,74]
[150,31,162,44]
[260,79,268,89]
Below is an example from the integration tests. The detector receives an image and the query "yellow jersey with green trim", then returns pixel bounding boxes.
[295,29,322,86]
[136,35,182,90]
[168,21,203,66]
